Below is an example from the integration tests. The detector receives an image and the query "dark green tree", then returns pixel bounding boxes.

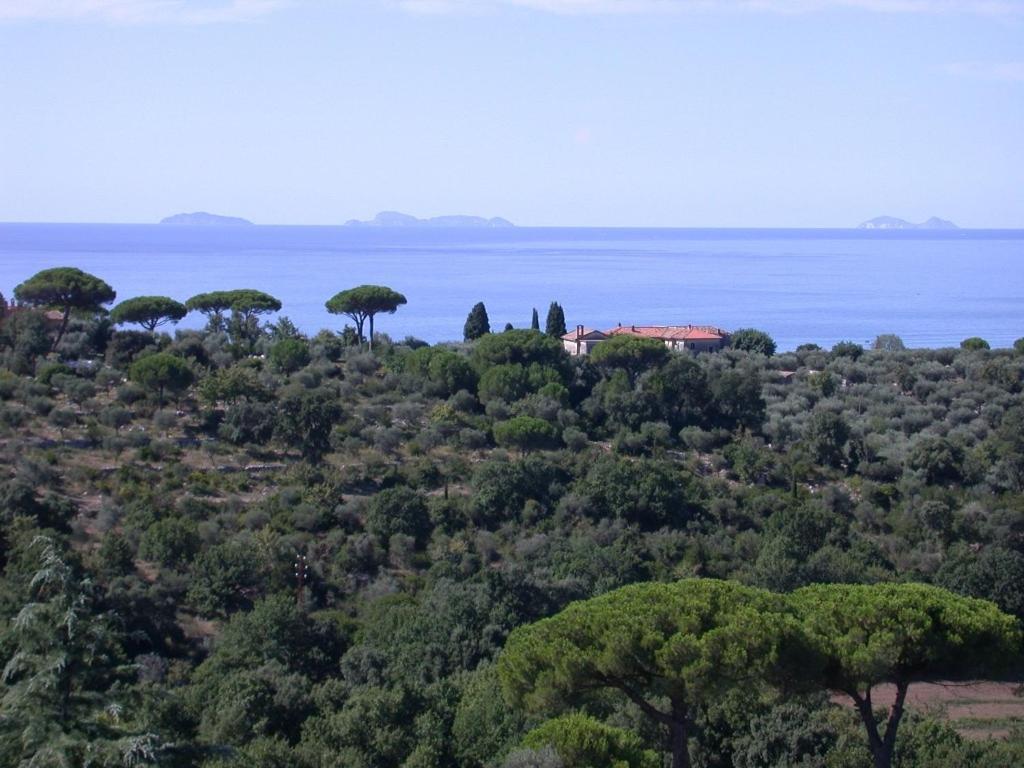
[13,267,116,350]
[590,335,670,384]
[961,336,990,351]
[531,308,540,331]
[499,579,803,768]
[109,295,187,332]
[936,545,1024,620]
[574,454,701,530]
[269,338,311,374]
[641,356,711,430]
[186,290,237,331]
[493,416,559,455]
[791,582,1021,768]
[831,340,864,359]
[138,517,201,567]
[227,290,282,349]
[228,289,282,325]
[473,330,567,372]
[274,387,343,463]
[187,541,265,615]
[129,352,194,404]
[365,487,431,545]
[804,410,850,468]
[464,302,491,341]
[544,302,567,337]
[907,435,965,485]
[521,713,660,768]
[729,328,776,356]
[325,285,407,351]
[0,537,131,764]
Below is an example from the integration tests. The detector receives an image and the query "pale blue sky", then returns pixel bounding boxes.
[0,0,1021,227]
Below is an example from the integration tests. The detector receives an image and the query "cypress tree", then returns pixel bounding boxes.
[545,301,567,337]
[531,308,540,330]
[464,302,491,340]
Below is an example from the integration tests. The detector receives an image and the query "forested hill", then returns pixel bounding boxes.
[1,270,1024,767]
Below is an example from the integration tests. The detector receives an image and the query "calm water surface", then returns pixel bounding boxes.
[1,224,1022,351]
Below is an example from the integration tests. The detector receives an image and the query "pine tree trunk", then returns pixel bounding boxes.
[52,306,71,351]
[669,719,690,768]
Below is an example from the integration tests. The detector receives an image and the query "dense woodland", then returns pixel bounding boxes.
[2,267,1024,768]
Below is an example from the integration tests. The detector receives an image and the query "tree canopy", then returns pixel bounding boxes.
[499,579,802,768]
[590,335,670,382]
[326,285,407,350]
[109,295,187,332]
[13,267,116,349]
[493,416,559,455]
[521,713,660,768]
[472,329,567,372]
[129,352,194,403]
[729,328,777,356]
[791,582,1021,768]
[961,336,991,351]
[464,302,491,340]
[545,302,567,337]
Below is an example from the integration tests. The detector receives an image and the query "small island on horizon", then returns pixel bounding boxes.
[160,212,254,226]
[858,216,958,230]
[344,211,514,228]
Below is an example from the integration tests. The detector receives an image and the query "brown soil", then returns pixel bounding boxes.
[833,681,1024,740]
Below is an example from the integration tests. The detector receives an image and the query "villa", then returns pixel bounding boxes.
[561,323,730,356]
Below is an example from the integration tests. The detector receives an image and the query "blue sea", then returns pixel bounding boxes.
[1,224,1022,351]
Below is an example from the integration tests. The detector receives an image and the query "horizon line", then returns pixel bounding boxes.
[3,219,1024,231]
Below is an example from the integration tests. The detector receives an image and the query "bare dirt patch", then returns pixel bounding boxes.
[833,681,1024,740]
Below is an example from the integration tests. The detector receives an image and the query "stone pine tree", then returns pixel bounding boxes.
[186,290,237,331]
[545,301,566,337]
[531,308,540,331]
[464,302,491,341]
[326,285,407,351]
[499,579,803,768]
[791,582,1021,768]
[109,296,187,332]
[13,267,116,350]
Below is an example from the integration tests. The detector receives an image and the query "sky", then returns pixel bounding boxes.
[0,0,1021,227]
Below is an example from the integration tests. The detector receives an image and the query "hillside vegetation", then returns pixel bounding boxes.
[1,270,1024,768]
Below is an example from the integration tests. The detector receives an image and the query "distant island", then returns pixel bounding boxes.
[858,216,958,230]
[160,212,253,226]
[344,211,514,228]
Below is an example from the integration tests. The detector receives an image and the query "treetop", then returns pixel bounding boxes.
[13,267,116,311]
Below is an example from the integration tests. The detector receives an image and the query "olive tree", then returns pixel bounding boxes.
[13,267,116,350]
[499,579,803,768]
[325,285,407,351]
[790,582,1021,768]
[110,295,187,332]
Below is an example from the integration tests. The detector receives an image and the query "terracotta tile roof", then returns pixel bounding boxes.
[605,325,728,341]
[561,328,609,341]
